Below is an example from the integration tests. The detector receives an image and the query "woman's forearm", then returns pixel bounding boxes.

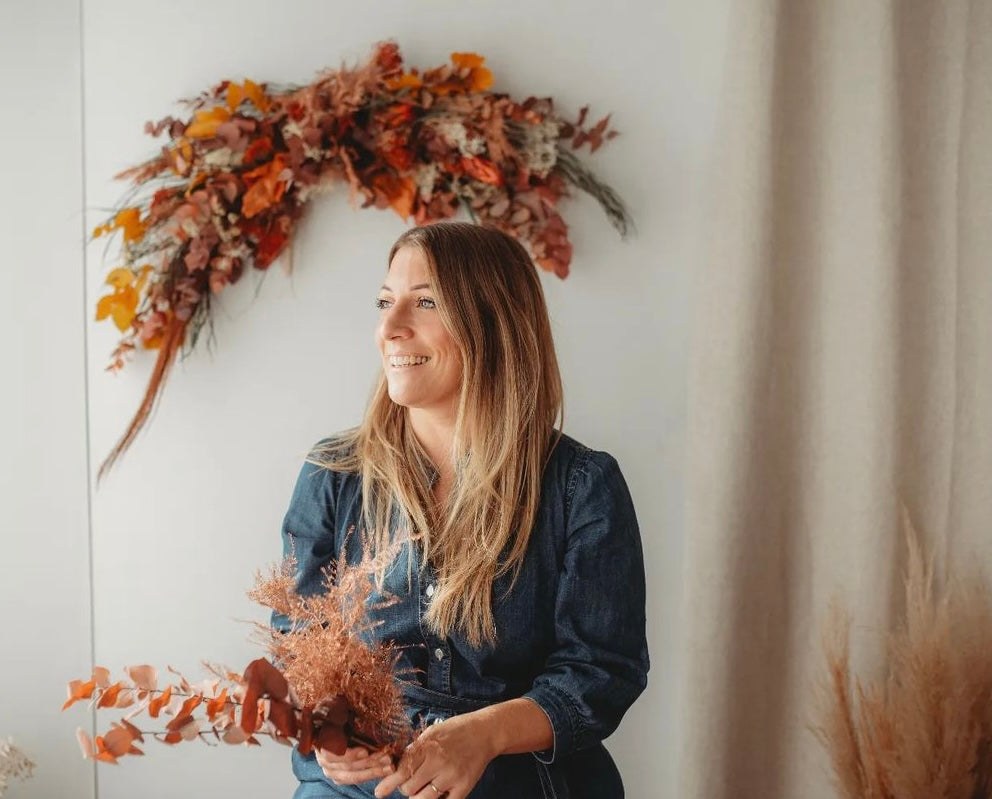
[469,697,554,757]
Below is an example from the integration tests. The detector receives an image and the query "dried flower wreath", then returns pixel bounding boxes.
[64,548,415,765]
[93,41,631,481]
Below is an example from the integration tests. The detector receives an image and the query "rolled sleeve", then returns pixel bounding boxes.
[522,450,649,762]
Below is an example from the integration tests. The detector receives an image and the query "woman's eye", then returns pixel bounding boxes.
[374,297,391,310]
[416,297,437,309]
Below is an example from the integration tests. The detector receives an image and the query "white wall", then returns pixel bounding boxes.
[2,1,731,796]
[0,2,95,798]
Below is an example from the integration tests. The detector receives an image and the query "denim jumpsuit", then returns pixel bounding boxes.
[273,432,649,798]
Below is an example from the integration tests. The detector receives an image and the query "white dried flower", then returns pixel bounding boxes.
[0,737,35,797]
[430,119,485,156]
[521,119,561,178]
[413,163,440,200]
[202,147,242,169]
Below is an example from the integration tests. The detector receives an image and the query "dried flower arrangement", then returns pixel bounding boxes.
[812,517,992,799]
[63,548,413,765]
[0,738,35,796]
[93,41,632,481]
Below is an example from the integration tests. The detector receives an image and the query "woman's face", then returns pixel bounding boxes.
[375,246,462,419]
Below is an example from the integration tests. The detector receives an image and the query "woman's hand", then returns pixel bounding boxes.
[315,744,396,786]
[373,713,497,799]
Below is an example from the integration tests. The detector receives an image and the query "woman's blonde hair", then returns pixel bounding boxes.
[314,221,563,646]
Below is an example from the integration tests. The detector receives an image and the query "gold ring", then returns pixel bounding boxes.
[429,782,441,795]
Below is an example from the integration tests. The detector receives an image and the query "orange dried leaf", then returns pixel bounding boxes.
[118,718,144,743]
[244,79,270,112]
[386,73,423,91]
[206,688,228,721]
[105,268,134,289]
[185,107,231,139]
[451,52,484,69]
[314,723,347,756]
[166,696,203,731]
[103,726,137,757]
[92,736,119,764]
[98,682,124,708]
[125,665,158,692]
[148,685,172,718]
[114,208,146,243]
[76,728,94,758]
[470,67,493,92]
[226,82,245,111]
[63,679,96,710]
[241,154,288,218]
[222,726,250,744]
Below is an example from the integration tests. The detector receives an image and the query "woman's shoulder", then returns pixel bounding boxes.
[547,430,621,471]
[545,430,626,502]
[306,428,360,468]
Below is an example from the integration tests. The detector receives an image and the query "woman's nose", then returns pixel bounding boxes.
[379,304,412,340]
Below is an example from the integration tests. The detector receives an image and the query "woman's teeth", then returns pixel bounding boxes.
[389,355,430,367]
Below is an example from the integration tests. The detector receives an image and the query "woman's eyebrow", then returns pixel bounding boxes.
[380,283,431,291]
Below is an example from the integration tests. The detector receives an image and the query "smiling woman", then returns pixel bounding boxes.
[275,221,649,799]
[375,248,463,433]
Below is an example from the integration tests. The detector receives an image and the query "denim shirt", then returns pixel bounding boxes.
[273,432,649,799]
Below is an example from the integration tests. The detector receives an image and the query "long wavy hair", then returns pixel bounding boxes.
[313,221,564,646]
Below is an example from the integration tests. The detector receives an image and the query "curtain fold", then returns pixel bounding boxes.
[679,2,992,797]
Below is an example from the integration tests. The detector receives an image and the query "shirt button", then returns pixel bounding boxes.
[425,584,435,598]
[434,647,445,661]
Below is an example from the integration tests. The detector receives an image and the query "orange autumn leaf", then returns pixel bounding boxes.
[243,79,270,112]
[95,285,138,332]
[225,82,244,111]
[386,72,423,91]
[241,154,288,218]
[451,52,493,91]
[166,138,194,175]
[118,717,145,744]
[77,729,120,764]
[460,156,503,187]
[93,207,146,243]
[206,688,228,721]
[102,725,139,757]
[240,658,290,733]
[166,695,203,732]
[371,173,417,220]
[469,66,493,92]
[92,736,120,764]
[226,79,270,112]
[105,267,133,289]
[124,664,158,693]
[451,52,484,69]
[185,107,231,139]
[97,682,124,708]
[116,208,146,243]
[63,679,96,710]
[147,685,172,718]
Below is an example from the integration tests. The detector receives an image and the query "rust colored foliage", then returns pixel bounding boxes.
[92,42,630,482]
[63,550,412,765]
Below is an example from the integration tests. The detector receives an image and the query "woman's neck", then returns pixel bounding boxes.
[407,407,456,503]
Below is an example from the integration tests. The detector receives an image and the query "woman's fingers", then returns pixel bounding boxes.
[315,745,394,785]
[374,755,457,799]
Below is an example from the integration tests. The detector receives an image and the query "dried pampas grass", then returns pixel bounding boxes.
[813,512,992,799]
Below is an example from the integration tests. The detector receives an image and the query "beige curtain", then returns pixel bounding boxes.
[680,2,992,797]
